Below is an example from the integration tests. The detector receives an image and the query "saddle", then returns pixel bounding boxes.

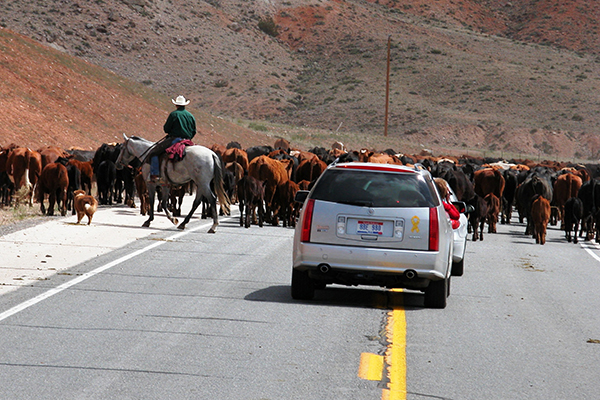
[165,139,194,161]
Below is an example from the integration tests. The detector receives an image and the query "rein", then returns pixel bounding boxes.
[138,136,170,163]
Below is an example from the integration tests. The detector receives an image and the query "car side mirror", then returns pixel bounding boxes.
[294,190,309,203]
[452,201,469,214]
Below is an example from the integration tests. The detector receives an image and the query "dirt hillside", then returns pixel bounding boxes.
[1,0,600,160]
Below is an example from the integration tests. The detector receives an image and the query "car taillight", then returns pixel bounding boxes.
[429,207,439,251]
[301,199,315,242]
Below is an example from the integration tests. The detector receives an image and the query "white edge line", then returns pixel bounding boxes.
[580,241,600,263]
[0,218,229,322]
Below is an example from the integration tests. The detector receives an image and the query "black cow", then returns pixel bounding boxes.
[56,156,81,215]
[337,151,360,163]
[246,145,274,162]
[237,175,265,228]
[467,194,488,241]
[66,148,95,162]
[93,143,122,205]
[226,141,242,150]
[96,160,116,205]
[501,168,519,224]
[577,179,600,241]
[0,171,14,207]
[564,197,584,244]
[434,164,475,203]
[515,171,554,236]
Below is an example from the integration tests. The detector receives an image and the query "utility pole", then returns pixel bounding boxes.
[384,35,391,137]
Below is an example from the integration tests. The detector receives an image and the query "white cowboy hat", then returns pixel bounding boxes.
[172,95,190,106]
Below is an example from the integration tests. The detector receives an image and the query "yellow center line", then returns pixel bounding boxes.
[383,289,407,400]
[357,289,407,399]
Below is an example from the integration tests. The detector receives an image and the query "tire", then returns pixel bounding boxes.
[424,278,448,308]
[451,258,464,276]
[291,269,315,300]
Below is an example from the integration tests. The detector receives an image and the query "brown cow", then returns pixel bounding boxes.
[331,141,346,152]
[38,146,69,169]
[248,155,293,225]
[553,172,583,227]
[36,162,69,216]
[274,138,290,152]
[294,150,319,164]
[296,157,327,183]
[367,152,402,164]
[531,194,551,245]
[474,168,505,199]
[134,168,149,216]
[276,180,300,228]
[210,143,226,159]
[485,193,500,233]
[222,147,249,172]
[6,147,42,206]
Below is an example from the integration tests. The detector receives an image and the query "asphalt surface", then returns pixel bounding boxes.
[0,201,201,297]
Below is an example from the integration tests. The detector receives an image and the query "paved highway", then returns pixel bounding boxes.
[0,203,598,399]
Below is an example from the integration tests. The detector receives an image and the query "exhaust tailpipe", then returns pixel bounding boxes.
[318,264,331,274]
[403,269,417,280]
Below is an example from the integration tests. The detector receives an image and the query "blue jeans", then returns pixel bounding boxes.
[150,137,182,175]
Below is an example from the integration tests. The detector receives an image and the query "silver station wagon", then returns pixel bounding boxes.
[291,162,456,308]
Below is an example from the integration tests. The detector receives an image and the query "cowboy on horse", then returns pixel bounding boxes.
[146,95,197,181]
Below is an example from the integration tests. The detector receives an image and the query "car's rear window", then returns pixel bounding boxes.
[310,169,438,208]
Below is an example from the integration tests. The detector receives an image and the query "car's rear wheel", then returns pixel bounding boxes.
[291,269,315,300]
[451,259,464,276]
[424,278,448,308]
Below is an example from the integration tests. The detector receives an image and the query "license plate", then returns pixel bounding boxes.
[357,220,383,235]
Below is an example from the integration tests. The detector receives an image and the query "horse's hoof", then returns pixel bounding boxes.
[207,228,216,234]
[172,218,179,226]
[177,223,185,230]
[142,221,151,228]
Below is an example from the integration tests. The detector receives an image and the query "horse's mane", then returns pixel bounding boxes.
[130,135,153,143]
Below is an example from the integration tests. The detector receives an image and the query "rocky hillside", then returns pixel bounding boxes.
[1,0,600,160]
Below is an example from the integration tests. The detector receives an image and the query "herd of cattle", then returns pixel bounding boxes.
[1,138,599,246]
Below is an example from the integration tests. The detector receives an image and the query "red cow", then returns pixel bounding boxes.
[531,194,551,245]
[36,162,69,216]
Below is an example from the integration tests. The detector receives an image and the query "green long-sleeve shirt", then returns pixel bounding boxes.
[163,108,196,139]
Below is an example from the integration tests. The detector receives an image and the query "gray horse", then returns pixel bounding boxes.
[116,134,230,233]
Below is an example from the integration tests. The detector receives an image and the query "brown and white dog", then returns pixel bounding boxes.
[73,189,98,225]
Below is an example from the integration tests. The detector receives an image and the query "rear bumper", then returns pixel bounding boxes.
[293,242,451,289]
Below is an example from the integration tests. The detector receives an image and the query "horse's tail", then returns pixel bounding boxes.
[212,152,231,215]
